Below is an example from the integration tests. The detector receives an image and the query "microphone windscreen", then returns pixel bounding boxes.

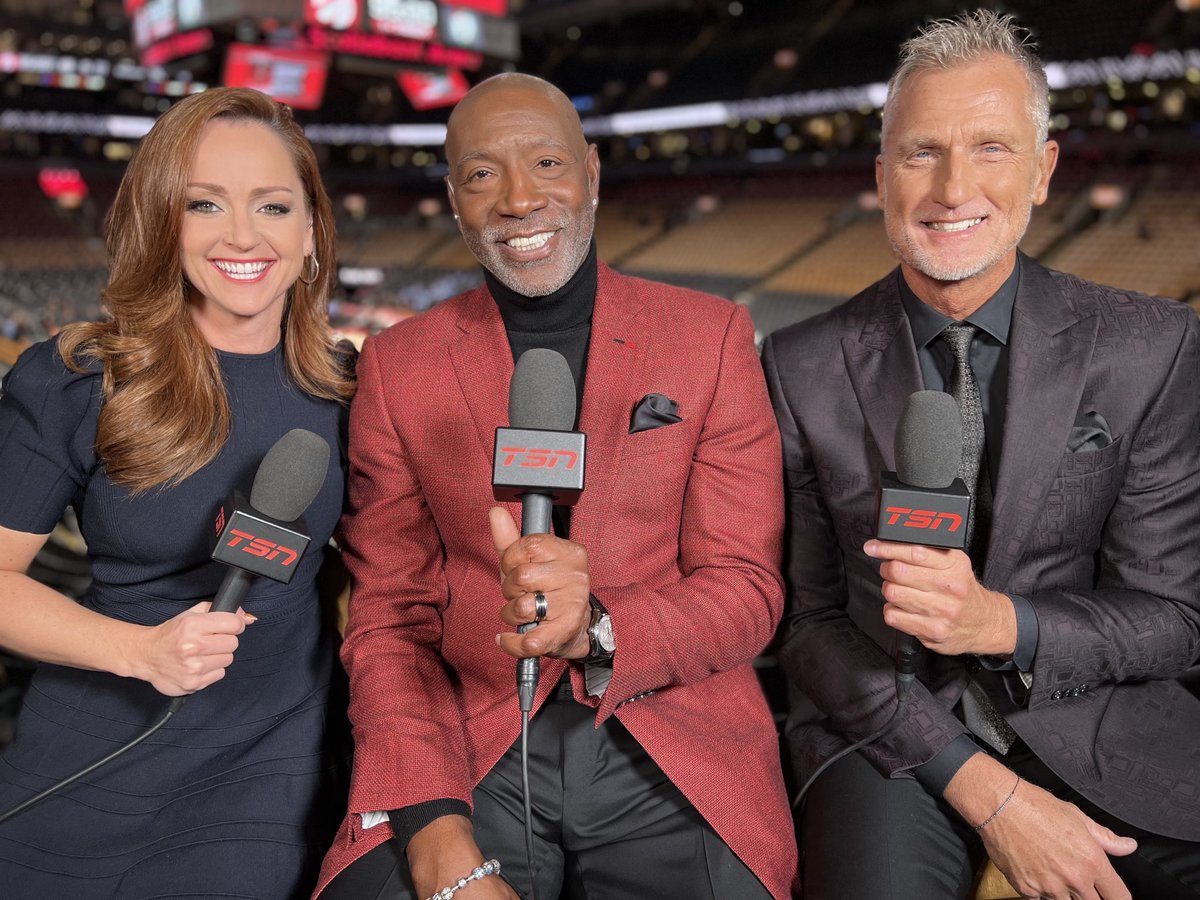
[250,428,331,522]
[509,348,576,431]
[895,391,963,489]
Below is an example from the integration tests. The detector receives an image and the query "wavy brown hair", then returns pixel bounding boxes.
[58,87,354,493]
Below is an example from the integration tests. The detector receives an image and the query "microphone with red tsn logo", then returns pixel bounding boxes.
[0,428,333,826]
[210,428,331,615]
[876,390,970,683]
[790,392,971,811]
[492,349,586,713]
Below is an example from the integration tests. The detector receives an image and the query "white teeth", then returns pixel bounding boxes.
[927,217,984,233]
[505,232,553,250]
[214,260,269,279]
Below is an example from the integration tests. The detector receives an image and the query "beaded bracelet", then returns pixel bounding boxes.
[974,773,1020,831]
[425,859,502,900]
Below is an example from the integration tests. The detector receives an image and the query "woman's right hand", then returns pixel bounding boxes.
[128,601,253,696]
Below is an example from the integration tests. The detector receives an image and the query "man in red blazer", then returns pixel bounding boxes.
[317,73,796,900]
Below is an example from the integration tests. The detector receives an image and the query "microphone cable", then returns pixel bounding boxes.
[519,707,538,900]
[0,694,188,825]
[790,661,916,813]
[516,619,540,900]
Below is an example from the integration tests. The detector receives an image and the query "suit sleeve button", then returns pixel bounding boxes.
[1051,690,1064,700]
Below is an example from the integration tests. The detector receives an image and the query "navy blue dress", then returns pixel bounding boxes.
[0,339,349,899]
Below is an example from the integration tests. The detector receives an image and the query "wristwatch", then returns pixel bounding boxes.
[586,594,616,663]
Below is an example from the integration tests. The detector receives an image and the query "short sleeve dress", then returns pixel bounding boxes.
[0,338,350,899]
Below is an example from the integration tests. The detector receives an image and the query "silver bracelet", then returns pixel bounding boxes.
[425,859,502,900]
[973,773,1020,831]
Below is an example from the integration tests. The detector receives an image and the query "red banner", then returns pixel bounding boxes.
[223,44,330,111]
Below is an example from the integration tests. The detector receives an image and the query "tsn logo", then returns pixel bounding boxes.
[224,529,299,566]
[883,507,963,532]
[498,447,580,469]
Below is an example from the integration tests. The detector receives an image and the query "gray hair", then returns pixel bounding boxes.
[882,9,1050,145]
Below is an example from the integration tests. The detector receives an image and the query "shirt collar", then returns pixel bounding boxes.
[899,257,1020,350]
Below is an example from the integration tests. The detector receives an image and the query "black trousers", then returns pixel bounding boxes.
[325,678,770,900]
[799,740,1200,900]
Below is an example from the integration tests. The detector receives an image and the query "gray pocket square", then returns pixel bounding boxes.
[1066,410,1112,453]
[630,393,682,434]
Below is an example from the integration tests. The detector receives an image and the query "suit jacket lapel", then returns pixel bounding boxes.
[984,257,1098,587]
[843,272,924,472]
[447,285,521,520]
[570,264,649,552]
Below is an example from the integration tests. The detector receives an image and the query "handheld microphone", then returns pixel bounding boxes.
[0,429,333,825]
[791,392,973,812]
[210,428,331,615]
[876,391,969,682]
[492,349,586,713]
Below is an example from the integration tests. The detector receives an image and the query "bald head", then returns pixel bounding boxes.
[442,72,600,297]
[446,73,587,166]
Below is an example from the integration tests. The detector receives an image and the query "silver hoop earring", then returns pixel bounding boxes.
[299,254,320,285]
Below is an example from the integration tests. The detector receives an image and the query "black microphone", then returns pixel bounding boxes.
[875,391,969,683]
[210,428,331,615]
[492,349,586,713]
[788,392,971,810]
[0,433,332,824]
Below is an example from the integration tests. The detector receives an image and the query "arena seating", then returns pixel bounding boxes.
[2,154,1197,349]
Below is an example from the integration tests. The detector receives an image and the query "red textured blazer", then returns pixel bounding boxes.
[315,264,797,898]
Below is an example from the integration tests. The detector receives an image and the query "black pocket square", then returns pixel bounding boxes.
[630,393,682,434]
[1066,410,1112,453]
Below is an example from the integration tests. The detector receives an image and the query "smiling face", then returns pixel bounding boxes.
[877,54,1058,314]
[180,119,313,352]
[444,77,600,297]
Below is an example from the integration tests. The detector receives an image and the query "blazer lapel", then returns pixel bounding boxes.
[569,264,649,552]
[842,272,924,472]
[983,257,1098,588]
[447,285,521,518]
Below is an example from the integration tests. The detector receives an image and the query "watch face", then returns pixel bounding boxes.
[593,615,616,652]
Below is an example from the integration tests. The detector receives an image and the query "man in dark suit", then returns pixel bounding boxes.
[763,10,1200,900]
[317,73,796,899]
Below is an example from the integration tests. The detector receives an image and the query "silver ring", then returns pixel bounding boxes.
[534,591,548,622]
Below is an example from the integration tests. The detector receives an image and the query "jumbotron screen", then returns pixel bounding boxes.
[129,0,517,69]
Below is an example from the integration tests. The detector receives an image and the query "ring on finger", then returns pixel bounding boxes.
[533,591,548,622]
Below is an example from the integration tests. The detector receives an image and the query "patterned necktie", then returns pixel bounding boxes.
[940,324,985,549]
[940,323,1017,754]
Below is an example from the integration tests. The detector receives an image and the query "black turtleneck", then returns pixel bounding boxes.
[485,240,598,423]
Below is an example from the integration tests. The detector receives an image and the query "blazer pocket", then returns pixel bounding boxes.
[621,420,693,459]
[1056,433,1123,479]
[1041,435,1125,545]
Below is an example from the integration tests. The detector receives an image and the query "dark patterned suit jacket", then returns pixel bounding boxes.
[316,263,797,897]
[762,254,1200,840]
